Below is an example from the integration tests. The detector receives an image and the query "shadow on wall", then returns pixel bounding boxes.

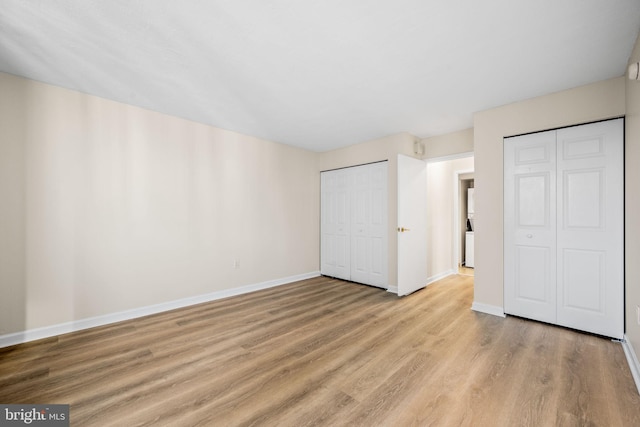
[0,74,27,336]
[0,72,321,341]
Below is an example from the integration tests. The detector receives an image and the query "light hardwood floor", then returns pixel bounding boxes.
[2,275,639,426]
[458,265,474,276]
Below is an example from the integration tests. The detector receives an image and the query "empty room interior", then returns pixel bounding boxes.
[3,1,640,425]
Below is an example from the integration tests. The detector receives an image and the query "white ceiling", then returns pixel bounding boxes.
[1,1,639,152]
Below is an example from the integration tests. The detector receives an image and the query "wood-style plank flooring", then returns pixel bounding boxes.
[2,275,640,426]
[458,265,474,276]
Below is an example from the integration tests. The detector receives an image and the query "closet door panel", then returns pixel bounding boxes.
[350,166,371,284]
[351,235,369,282]
[320,174,337,277]
[515,245,551,302]
[367,163,388,287]
[350,163,387,287]
[321,162,387,288]
[371,237,384,278]
[563,169,604,229]
[504,131,557,323]
[320,170,351,280]
[556,119,623,339]
[561,248,605,312]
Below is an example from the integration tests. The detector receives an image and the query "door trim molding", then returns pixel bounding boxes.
[454,169,475,272]
[425,151,474,163]
[320,159,388,173]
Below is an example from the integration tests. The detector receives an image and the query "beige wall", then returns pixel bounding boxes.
[626,32,640,358]
[473,76,626,310]
[0,72,319,334]
[318,133,418,287]
[3,64,633,345]
[422,128,473,159]
[0,73,27,335]
[426,156,474,279]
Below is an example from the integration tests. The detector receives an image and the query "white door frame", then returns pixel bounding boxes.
[453,168,474,271]
[426,152,474,274]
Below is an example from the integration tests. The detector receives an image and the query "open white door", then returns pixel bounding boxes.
[397,154,428,296]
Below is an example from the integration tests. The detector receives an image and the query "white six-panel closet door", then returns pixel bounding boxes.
[504,118,623,339]
[504,130,558,324]
[321,162,388,288]
[555,120,624,338]
[320,169,351,280]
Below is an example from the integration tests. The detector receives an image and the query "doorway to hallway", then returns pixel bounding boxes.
[425,154,474,281]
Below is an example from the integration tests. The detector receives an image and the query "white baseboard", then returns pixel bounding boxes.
[427,269,455,285]
[622,334,640,395]
[471,301,506,318]
[0,271,320,349]
[386,270,456,296]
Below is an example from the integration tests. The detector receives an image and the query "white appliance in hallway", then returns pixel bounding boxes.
[465,188,475,268]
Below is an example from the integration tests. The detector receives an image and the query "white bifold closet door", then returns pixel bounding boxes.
[504,118,623,339]
[321,162,388,288]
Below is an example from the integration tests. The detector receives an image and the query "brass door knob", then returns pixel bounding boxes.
[397,227,410,232]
